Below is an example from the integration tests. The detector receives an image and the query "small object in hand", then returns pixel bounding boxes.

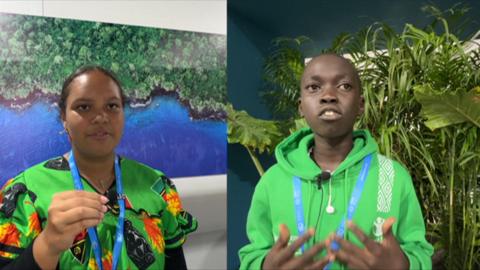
[372,217,385,242]
[330,239,340,251]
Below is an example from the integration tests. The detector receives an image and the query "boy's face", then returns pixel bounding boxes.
[299,54,364,139]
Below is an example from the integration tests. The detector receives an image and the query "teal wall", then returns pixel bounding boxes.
[227,12,276,269]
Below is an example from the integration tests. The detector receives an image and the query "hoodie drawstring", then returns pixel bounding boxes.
[326,174,334,214]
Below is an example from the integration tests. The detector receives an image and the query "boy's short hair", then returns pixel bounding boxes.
[305,52,362,90]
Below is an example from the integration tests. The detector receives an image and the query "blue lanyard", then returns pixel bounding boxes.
[325,154,372,269]
[292,154,372,257]
[293,176,306,253]
[68,150,125,270]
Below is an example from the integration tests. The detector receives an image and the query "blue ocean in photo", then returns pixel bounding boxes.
[0,96,226,185]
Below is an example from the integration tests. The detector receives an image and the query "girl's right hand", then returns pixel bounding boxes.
[33,190,108,269]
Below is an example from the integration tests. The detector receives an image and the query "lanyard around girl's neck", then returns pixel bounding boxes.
[68,150,125,270]
[292,153,372,255]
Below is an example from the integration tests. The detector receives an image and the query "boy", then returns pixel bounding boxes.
[238,53,433,269]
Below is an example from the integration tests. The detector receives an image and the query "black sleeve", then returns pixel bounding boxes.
[0,242,41,270]
[164,246,187,270]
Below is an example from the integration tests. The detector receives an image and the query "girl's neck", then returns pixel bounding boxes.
[66,150,115,193]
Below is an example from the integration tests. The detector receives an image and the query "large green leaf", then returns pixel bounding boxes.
[414,86,480,130]
[226,104,283,153]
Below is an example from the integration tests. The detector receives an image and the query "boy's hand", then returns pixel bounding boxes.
[327,217,409,270]
[262,224,332,270]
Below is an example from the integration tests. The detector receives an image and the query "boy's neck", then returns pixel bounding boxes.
[311,132,354,172]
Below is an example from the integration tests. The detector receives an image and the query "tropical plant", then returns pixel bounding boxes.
[346,19,480,269]
[260,36,310,119]
[226,104,283,175]
[227,3,480,269]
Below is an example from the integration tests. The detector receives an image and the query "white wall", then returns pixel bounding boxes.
[0,1,227,269]
[175,175,226,269]
[0,0,226,35]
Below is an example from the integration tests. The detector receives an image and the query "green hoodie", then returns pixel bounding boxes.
[239,128,433,269]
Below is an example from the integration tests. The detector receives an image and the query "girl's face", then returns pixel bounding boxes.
[62,70,125,159]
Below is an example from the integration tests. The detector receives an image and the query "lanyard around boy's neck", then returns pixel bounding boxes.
[292,153,372,255]
[68,150,125,270]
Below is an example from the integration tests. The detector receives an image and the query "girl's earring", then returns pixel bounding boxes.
[62,123,69,136]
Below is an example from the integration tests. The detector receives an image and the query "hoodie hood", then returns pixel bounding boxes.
[275,128,378,180]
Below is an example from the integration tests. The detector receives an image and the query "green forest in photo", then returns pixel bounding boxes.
[0,13,226,119]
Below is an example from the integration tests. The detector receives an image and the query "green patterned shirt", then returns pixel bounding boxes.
[0,156,197,270]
